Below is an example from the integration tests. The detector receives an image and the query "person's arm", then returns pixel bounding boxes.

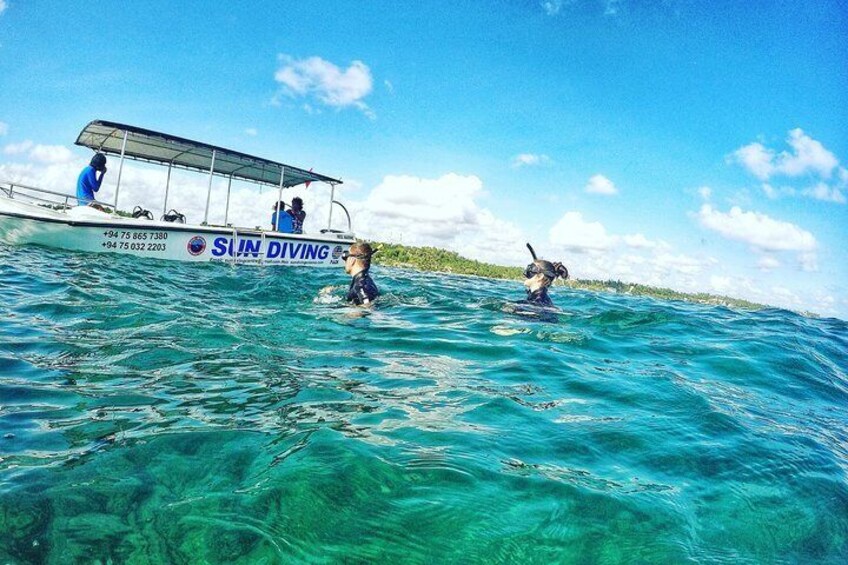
[93,168,105,192]
[82,168,99,195]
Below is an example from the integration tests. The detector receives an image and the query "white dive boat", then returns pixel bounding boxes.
[0,120,355,266]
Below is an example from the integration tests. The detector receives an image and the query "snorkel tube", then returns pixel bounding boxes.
[526,242,538,261]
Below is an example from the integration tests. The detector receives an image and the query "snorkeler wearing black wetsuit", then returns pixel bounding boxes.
[520,244,569,307]
[347,270,379,305]
[343,242,379,306]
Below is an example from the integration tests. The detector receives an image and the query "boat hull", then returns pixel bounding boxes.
[0,199,354,266]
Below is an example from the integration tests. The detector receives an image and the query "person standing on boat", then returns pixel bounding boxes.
[271,201,294,233]
[344,242,379,306]
[76,153,107,207]
[288,197,306,234]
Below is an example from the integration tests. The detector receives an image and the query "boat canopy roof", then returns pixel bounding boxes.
[75,120,342,188]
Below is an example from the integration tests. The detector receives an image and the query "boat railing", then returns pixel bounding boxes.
[0,180,114,211]
[326,200,352,233]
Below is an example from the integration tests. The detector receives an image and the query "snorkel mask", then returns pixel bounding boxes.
[342,245,380,262]
[341,250,367,261]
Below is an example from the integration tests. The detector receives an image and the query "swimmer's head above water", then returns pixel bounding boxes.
[523,243,569,294]
[343,241,375,276]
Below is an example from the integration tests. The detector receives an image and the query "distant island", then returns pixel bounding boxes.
[373,242,766,311]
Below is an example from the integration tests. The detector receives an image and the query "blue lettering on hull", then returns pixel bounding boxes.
[210,237,330,261]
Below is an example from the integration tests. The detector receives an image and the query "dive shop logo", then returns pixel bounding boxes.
[331,245,344,261]
[187,236,207,256]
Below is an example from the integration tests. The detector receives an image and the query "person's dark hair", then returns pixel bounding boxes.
[350,241,373,268]
[90,153,107,172]
[272,200,287,211]
[292,197,303,208]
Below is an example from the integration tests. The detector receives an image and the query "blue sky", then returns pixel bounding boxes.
[1,1,846,317]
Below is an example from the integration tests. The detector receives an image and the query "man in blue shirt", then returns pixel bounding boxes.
[76,153,107,207]
[271,201,294,232]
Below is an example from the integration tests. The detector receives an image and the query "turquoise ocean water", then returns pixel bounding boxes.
[1,244,846,563]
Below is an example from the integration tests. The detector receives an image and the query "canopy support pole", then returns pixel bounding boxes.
[224,175,233,226]
[274,168,285,231]
[162,162,172,217]
[203,149,216,225]
[327,183,336,230]
[113,130,128,210]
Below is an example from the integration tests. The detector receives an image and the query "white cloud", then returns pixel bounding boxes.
[799,252,818,273]
[274,55,374,117]
[3,140,74,163]
[622,233,655,249]
[761,183,776,199]
[384,80,394,94]
[3,140,33,155]
[710,275,732,293]
[653,252,707,275]
[732,129,839,180]
[731,129,844,204]
[584,174,617,195]
[697,186,711,201]
[696,204,818,273]
[803,182,846,204]
[549,211,618,252]
[511,153,551,168]
[696,204,816,252]
[347,173,529,265]
[29,144,74,163]
[0,121,8,136]
[244,128,258,137]
[778,128,839,178]
[545,211,718,291]
[757,256,781,271]
[732,141,775,180]
[0,1,7,15]
[761,183,796,199]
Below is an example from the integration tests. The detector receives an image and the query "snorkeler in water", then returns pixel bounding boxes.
[343,241,379,306]
[520,243,569,307]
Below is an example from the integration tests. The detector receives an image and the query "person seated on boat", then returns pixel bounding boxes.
[287,197,306,234]
[76,153,108,209]
[271,201,294,233]
[344,242,379,306]
[521,259,569,307]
